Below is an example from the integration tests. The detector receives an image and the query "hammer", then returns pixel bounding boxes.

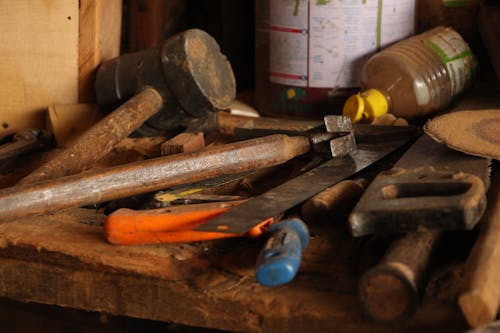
[20,29,235,185]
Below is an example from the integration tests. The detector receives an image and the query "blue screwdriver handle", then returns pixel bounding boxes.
[255,218,310,287]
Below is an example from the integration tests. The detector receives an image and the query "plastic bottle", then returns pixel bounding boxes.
[254,0,417,119]
[342,26,477,123]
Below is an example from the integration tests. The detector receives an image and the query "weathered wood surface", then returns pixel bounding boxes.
[79,0,122,103]
[0,1,79,136]
[0,206,468,332]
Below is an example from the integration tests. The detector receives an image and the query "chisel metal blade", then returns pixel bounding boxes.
[195,139,412,235]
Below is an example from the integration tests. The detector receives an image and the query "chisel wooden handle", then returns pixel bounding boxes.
[358,228,441,323]
[459,170,500,328]
[0,134,310,222]
[300,179,366,222]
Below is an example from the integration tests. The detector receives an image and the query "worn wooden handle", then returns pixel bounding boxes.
[358,228,441,323]
[459,171,500,328]
[300,179,366,223]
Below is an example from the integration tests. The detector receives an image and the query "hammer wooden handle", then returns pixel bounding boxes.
[358,228,441,323]
[459,170,500,328]
[0,134,310,222]
[19,87,164,185]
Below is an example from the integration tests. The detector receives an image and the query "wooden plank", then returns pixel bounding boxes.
[459,170,500,328]
[479,3,500,83]
[47,104,102,146]
[0,207,467,332]
[79,0,122,103]
[416,0,480,47]
[160,132,205,155]
[0,1,79,136]
[0,208,209,280]
[128,0,166,51]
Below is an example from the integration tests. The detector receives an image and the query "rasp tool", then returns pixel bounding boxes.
[195,126,417,235]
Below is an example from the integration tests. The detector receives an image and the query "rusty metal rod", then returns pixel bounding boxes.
[19,87,164,185]
[0,134,310,222]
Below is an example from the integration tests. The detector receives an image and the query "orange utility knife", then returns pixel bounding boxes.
[104,200,275,245]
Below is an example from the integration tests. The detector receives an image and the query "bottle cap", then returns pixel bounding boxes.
[343,89,388,123]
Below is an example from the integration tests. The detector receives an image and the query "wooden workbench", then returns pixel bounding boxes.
[0,200,470,332]
[4,86,500,332]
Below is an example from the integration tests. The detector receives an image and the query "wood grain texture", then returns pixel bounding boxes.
[47,104,102,146]
[300,179,366,223]
[0,207,467,333]
[79,0,122,103]
[160,132,205,155]
[19,87,164,185]
[359,229,442,323]
[128,0,166,52]
[459,170,500,328]
[0,134,310,221]
[479,3,500,83]
[0,1,79,136]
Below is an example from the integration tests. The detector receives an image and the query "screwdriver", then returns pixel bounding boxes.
[255,218,310,287]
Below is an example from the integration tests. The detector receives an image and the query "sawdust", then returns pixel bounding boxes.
[424,109,500,160]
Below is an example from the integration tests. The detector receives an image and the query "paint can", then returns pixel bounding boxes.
[254,0,416,119]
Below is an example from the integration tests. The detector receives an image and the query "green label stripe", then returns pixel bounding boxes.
[425,40,473,63]
[425,39,477,75]
[443,0,472,7]
[376,0,383,49]
[293,0,300,16]
[447,49,474,62]
[425,40,449,61]
[425,39,478,92]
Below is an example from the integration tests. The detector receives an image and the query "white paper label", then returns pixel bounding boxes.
[269,0,416,88]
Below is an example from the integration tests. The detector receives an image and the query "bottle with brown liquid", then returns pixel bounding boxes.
[254,0,417,120]
[343,26,477,123]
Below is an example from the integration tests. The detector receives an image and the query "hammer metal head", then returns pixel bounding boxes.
[161,29,236,118]
[230,114,357,158]
[307,115,356,157]
[95,29,236,131]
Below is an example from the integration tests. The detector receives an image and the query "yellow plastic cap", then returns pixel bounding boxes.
[343,89,388,123]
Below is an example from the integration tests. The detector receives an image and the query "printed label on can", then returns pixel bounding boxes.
[442,0,473,7]
[269,0,416,89]
[425,28,476,97]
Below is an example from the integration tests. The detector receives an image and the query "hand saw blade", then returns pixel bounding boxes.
[394,134,491,187]
[349,134,491,237]
[195,138,412,234]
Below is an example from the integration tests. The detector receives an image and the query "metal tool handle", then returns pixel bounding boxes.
[255,218,309,287]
